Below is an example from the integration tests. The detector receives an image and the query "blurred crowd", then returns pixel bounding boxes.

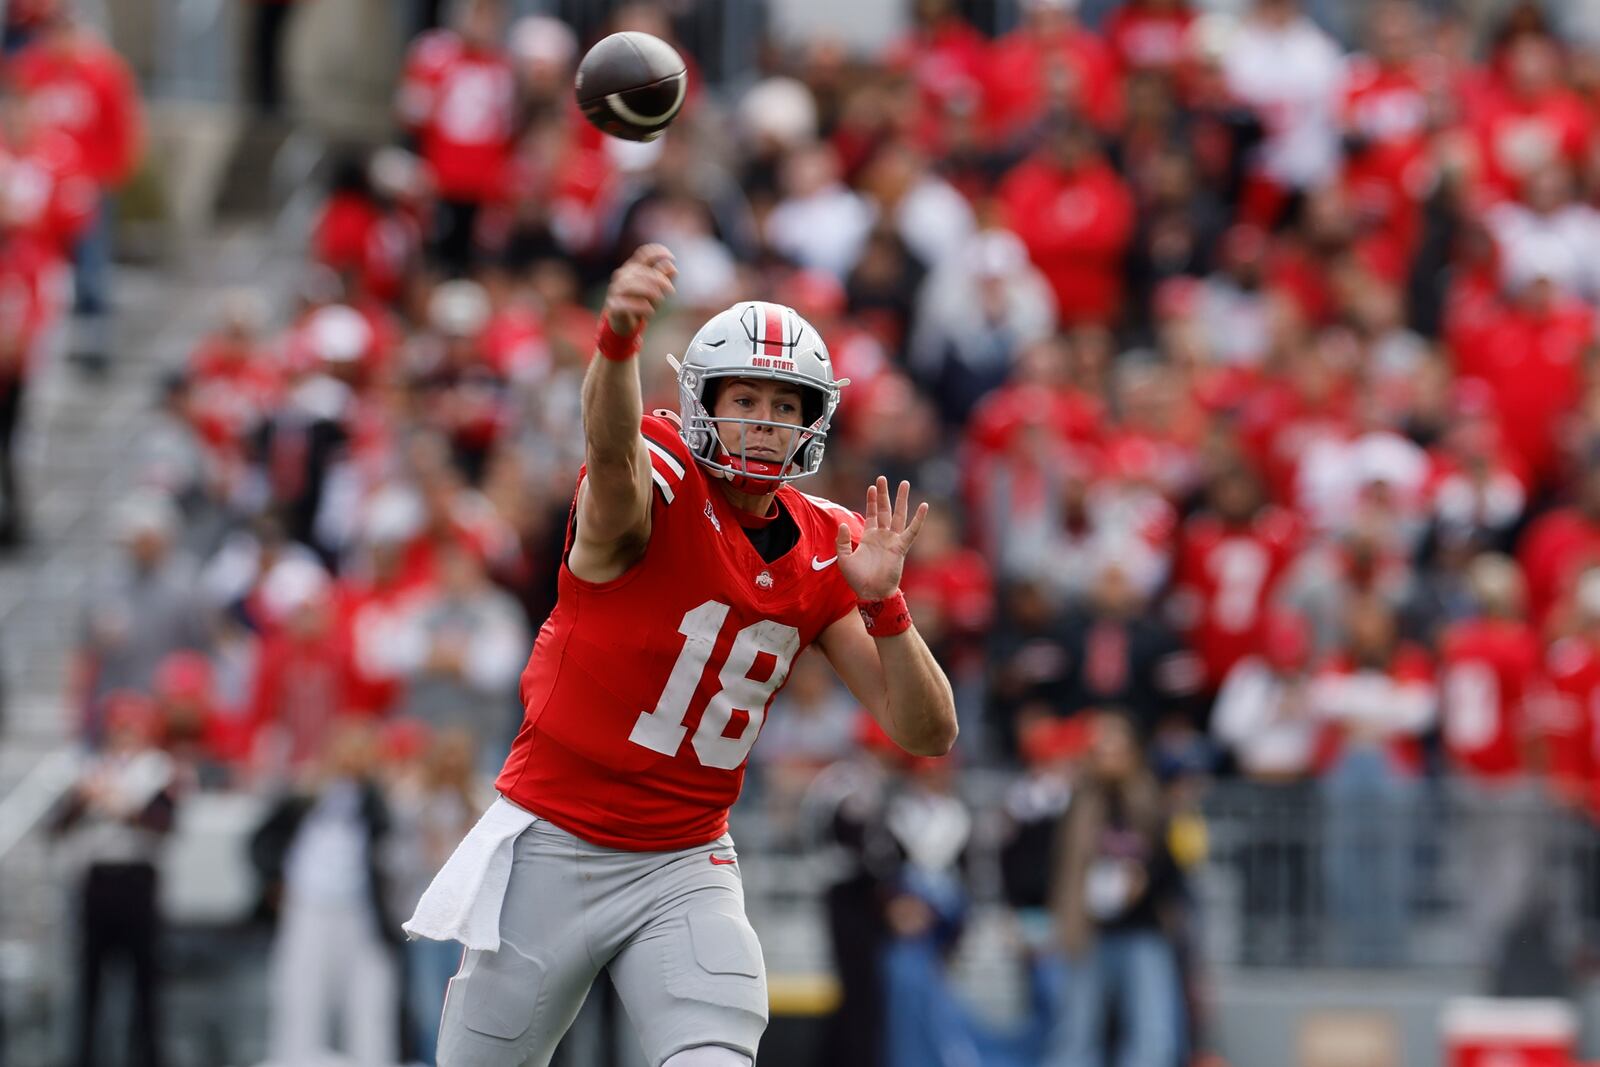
[21,0,1600,1063]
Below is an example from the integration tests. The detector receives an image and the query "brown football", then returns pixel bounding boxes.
[575,31,687,143]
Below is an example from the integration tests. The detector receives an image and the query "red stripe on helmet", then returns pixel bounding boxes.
[762,304,784,357]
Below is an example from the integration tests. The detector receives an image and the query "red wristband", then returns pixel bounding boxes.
[596,317,642,362]
[859,590,912,638]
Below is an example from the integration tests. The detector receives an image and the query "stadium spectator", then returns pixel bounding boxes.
[0,72,94,546]
[75,492,207,744]
[380,539,527,768]
[1221,0,1345,225]
[908,228,1057,429]
[9,0,143,374]
[1313,595,1436,965]
[251,720,401,1067]
[51,691,176,1067]
[397,0,514,276]
[386,726,484,1066]
[998,114,1136,327]
[1048,710,1185,1067]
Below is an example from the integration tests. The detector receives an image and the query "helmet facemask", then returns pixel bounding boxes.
[673,365,836,493]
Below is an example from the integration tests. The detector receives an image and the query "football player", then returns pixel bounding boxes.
[408,244,958,1067]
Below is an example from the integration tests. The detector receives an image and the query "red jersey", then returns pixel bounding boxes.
[9,37,143,186]
[0,126,96,256]
[1540,637,1600,815]
[396,30,515,203]
[496,416,863,850]
[1103,5,1195,74]
[997,156,1135,326]
[983,25,1120,139]
[1518,508,1600,627]
[1173,508,1301,687]
[1453,299,1592,484]
[1438,618,1539,781]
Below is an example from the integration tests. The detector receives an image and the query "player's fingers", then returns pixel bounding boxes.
[877,476,892,527]
[836,522,853,554]
[893,480,911,530]
[632,242,672,266]
[865,483,877,529]
[902,501,930,545]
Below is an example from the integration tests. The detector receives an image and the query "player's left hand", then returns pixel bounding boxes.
[835,477,928,601]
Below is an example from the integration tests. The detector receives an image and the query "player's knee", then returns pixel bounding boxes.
[662,1046,754,1067]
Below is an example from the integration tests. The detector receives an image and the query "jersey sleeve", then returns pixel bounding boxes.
[640,413,692,505]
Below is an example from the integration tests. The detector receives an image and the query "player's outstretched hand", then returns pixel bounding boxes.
[836,477,929,601]
[603,244,677,337]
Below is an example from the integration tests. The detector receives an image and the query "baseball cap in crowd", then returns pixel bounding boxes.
[430,280,492,338]
[113,490,180,544]
[739,77,818,149]
[510,15,577,68]
[305,304,374,364]
[260,557,332,621]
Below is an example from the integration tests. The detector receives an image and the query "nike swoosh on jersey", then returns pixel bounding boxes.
[709,854,737,866]
[811,556,837,570]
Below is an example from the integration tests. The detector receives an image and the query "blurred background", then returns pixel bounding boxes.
[7,0,1600,1064]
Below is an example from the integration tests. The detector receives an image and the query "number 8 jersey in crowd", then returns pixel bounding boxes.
[496,414,864,850]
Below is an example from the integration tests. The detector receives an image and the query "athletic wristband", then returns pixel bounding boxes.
[859,590,912,638]
[596,317,642,362]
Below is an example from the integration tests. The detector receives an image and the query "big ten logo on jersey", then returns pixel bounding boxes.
[628,601,799,770]
[703,499,722,533]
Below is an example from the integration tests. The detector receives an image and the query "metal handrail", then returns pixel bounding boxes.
[0,748,80,865]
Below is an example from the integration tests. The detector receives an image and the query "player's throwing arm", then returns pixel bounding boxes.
[569,244,677,583]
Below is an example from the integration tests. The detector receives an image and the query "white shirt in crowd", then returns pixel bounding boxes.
[1223,14,1347,190]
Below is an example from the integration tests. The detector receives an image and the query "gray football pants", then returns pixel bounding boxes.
[437,816,768,1066]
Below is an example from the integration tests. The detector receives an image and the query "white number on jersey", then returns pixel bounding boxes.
[1443,660,1500,752]
[1208,539,1269,633]
[628,600,801,769]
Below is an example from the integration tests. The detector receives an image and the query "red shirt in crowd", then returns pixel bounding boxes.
[1540,636,1600,815]
[313,192,422,305]
[998,154,1135,325]
[1173,506,1302,688]
[1341,55,1434,251]
[1103,2,1195,75]
[1453,297,1592,485]
[1311,644,1436,777]
[397,29,516,203]
[984,21,1121,140]
[1438,617,1540,781]
[248,622,363,769]
[188,335,285,453]
[883,14,989,123]
[1471,81,1593,203]
[1518,507,1600,628]
[10,33,143,187]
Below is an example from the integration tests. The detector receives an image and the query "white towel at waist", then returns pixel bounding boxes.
[402,796,537,951]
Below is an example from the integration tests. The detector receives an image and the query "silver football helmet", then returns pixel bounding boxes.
[669,301,848,492]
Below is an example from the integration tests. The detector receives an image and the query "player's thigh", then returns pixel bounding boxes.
[607,880,768,1066]
[437,827,601,1067]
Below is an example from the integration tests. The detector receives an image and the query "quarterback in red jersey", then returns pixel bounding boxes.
[406,245,958,1067]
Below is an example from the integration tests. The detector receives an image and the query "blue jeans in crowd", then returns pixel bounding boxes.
[1045,929,1183,1067]
[1319,744,1416,966]
[406,936,462,1064]
[883,934,1053,1067]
